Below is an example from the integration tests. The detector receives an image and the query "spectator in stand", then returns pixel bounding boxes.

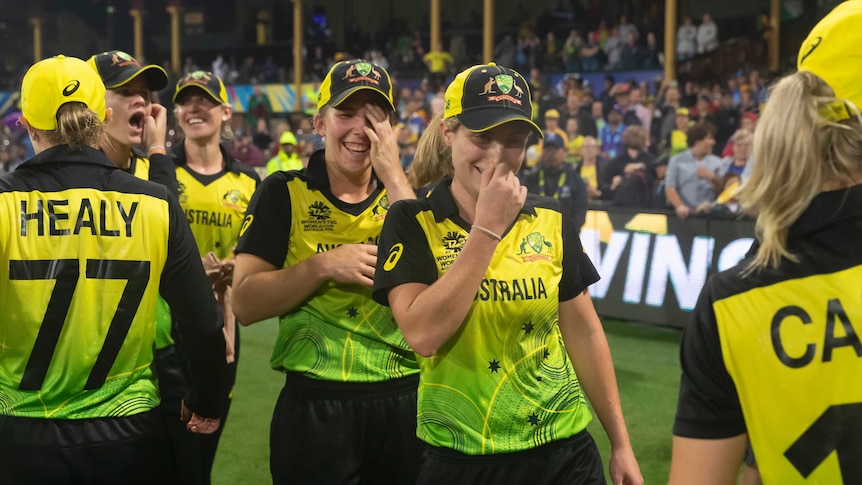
[592,100,607,133]
[620,32,641,71]
[247,85,271,127]
[565,117,584,161]
[603,125,656,207]
[689,94,716,127]
[665,122,723,218]
[212,54,228,81]
[721,111,757,157]
[423,42,454,84]
[718,128,753,183]
[561,89,598,138]
[308,46,329,82]
[713,91,741,156]
[697,13,720,54]
[230,129,265,168]
[522,132,588,229]
[642,32,662,69]
[630,87,652,134]
[493,34,517,68]
[749,70,769,105]
[580,32,602,72]
[237,56,258,84]
[578,136,606,200]
[604,27,623,71]
[543,109,569,144]
[563,30,583,72]
[395,123,418,169]
[611,83,642,127]
[739,84,758,113]
[252,118,273,153]
[266,130,302,175]
[618,15,639,45]
[666,108,692,156]
[599,104,626,159]
[677,17,697,61]
[544,31,564,73]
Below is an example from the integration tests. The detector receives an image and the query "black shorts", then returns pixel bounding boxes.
[0,410,172,485]
[417,429,605,485]
[270,372,422,485]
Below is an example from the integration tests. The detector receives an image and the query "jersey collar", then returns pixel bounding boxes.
[426,178,538,223]
[170,139,242,173]
[19,145,117,170]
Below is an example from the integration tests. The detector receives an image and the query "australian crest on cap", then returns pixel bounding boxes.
[495,74,514,95]
[355,62,372,76]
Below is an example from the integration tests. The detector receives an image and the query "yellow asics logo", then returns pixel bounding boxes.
[383,243,404,271]
[239,215,254,237]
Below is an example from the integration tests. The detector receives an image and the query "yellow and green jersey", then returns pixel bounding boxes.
[0,145,223,419]
[235,150,418,382]
[372,180,600,455]
[173,145,260,260]
[675,185,862,483]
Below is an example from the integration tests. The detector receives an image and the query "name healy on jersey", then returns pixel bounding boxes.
[20,199,137,236]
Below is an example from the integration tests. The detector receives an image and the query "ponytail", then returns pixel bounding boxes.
[407,111,460,189]
[42,102,105,148]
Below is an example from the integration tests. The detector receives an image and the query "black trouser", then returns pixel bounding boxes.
[417,429,605,484]
[0,410,172,485]
[155,325,239,485]
[270,372,423,485]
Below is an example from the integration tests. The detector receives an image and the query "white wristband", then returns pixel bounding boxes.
[472,224,502,241]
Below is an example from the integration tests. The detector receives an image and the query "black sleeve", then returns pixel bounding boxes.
[673,279,746,438]
[371,199,438,306]
[235,173,292,267]
[566,173,588,231]
[559,211,599,301]
[159,192,226,419]
[148,153,180,197]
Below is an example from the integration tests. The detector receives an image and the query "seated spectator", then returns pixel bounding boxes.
[665,122,724,219]
[230,129,265,168]
[521,132,588,229]
[666,108,692,156]
[599,104,626,159]
[719,128,753,182]
[542,109,569,145]
[560,89,597,138]
[721,111,757,157]
[564,117,584,161]
[266,131,302,175]
[689,93,716,123]
[620,32,641,70]
[603,125,656,207]
[697,13,720,54]
[592,100,607,133]
[618,15,639,45]
[577,136,606,200]
[677,17,697,61]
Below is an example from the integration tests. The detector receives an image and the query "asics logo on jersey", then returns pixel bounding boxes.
[63,80,81,96]
[383,243,403,271]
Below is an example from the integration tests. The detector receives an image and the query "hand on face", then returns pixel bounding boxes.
[474,161,527,236]
[362,103,401,181]
[143,103,167,150]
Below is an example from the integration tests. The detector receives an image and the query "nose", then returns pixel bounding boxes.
[485,139,505,165]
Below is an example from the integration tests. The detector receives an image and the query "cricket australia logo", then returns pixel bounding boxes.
[517,232,553,262]
[372,195,390,220]
[303,201,336,232]
[343,61,381,85]
[222,189,246,211]
[485,73,524,105]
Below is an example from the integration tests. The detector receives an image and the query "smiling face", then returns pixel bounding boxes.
[313,90,391,176]
[175,87,231,142]
[104,76,150,149]
[443,121,530,202]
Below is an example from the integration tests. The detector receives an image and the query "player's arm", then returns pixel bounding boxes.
[558,291,642,485]
[147,153,179,196]
[143,103,179,196]
[669,435,747,485]
[159,191,226,420]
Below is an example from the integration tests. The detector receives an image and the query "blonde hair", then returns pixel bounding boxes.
[407,110,460,188]
[731,128,753,145]
[40,102,105,148]
[740,70,862,271]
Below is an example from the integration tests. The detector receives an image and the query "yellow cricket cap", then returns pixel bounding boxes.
[21,55,107,131]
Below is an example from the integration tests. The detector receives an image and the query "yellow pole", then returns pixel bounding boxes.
[31,17,42,63]
[769,0,780,72]
[166,4,181,74]
[430,0,440,53]
[294,0,303,112]
[483,0,493,63]
[664,0,677,81]
[130,8,144,61]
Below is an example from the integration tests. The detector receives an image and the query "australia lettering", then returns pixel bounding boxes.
[316,236,379,253]
[475,277,547,302]
[771,298,862,368]
[21,199,137,237]
[186,209,233,227]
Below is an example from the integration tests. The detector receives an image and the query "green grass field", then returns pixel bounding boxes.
[212,318,682,484]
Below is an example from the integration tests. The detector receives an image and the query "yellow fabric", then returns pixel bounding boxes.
[266,151,302,175]
[671,130,688,156]
[566,134,584,158]
[580,163,597,191]
[797,0,862,115]
[714,266,862,483]
[22,56,106,131]
[422,51,454,73]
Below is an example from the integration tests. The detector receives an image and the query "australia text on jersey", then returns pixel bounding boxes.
[21,199,137,237]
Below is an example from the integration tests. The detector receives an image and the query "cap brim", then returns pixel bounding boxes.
[458,109,543,138]
[108,65,169,91]
[328,86,395,111]
[173,85,223,105]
